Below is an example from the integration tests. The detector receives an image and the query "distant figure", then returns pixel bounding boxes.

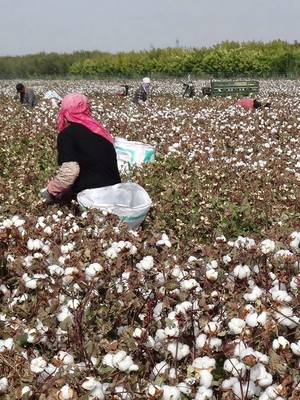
[132,77,151,106]
[118,82,131,97]
[43,90,62,107]
[182,75,195,98]
[16,83,38,107]
[236,98,271,110]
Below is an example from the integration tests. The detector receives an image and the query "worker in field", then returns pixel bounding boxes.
[16,83,38,107]
[132,77,151,106]
[236,98,271,110]
[40,92,121,204]
[118,82,131,97]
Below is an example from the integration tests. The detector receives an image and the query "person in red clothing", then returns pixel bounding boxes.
[236,98,262,109]
[40,92,121,204]
[236,98,271,110]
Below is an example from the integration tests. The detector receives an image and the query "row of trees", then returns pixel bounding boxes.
[1,40,300,79]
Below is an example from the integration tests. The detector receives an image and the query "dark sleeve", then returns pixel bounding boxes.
[23,89,35,107]
[57,131,78,165]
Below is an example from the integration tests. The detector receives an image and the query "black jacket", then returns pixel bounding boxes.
[57,123,121,193]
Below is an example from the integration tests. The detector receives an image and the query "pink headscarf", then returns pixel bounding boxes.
[58,92,114,144]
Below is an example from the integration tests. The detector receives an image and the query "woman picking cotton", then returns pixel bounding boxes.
[40,92,121,204]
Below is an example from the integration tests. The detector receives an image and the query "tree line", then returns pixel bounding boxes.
[1,40,300,79]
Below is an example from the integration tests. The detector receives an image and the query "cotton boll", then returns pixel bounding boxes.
[206,268,218,281]
[57,307,74,323]
[272,336,290,350]
[102,353,114,367]
[208,337,222,351]
[180,278,199,290]
[257,311,267,326]
[195,386,214,400]
[228,318,246,334]
[85,262,103,278]
[0,338,14,352]
[223,358,246,377]
[289,231,300,252]
[22,273,37,289]
[114,385,133,399]
[221,376,239,390]
[57,384,77,399]
[271,289,292,303]
[275,306,299,328]
[161,385,181,400]
[118,355,139,372]
[48,264,64,276]
[152,361,170,377]
[243,284,262,302]
[199,370,213,388]
[196,333,207,349]
[55,350,74,365]
[232,379,256,399]
[0,377,8,392]
[245,312,259,327]
[135,255,154,271]
[167,341,190,360]
[204,321,220,335]
[291,340,300,355]
[30,356,47,373]
[260,239,276,254]
[148,384,163,397]
[192,356,216,372]
[233,264,251,279]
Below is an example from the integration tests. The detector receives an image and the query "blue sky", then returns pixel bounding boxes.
[1,0,300,56]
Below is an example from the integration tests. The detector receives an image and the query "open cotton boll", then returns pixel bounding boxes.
[57,306,74,323]
[245,312,259,327]
[206,268,218,281]
[243,284,263,301]
[192,356,216,372]
[161,385,181,400]
[152,361,170,377]
[204,321,220,335]
[167,341,190,360]
[291,340,300,355]
[233,264,251,279]
[135,255,154,271]
[114,385,133,400]
[271,289,292,303]
[0,338,14,352]
[180,278,200,290]
[85,262,103,278]
[0,377,8,392]
[260,239,276,254]
[232,379,256,399]
[228,318,246,334]
[199,370,213,388]
[57,384,77,399]
[195,386,213,400]
[148,384,163,397]
[224,358,246,377]
[272,336,290,350]
[275,305,299,328]
[289,231,300,252]
[48,264,64,276]
[30,356,47,374]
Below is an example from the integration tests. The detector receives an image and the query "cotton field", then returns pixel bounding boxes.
[0,79,300,399]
